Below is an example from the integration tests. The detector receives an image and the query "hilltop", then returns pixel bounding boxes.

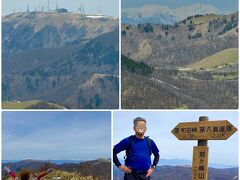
[2,12,117,58]
[2,12,119,109]
[2,159,111,180]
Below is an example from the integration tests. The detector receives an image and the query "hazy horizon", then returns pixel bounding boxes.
[2,158,238,168]
[2,159,110,165]
[122,0,238,13]
[2,158,108,161]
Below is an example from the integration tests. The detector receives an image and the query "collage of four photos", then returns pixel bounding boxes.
[1,0,239,180]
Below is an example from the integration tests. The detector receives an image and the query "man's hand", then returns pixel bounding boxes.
[146,167,155,177]
[4,166,10,172]
[119,165,132,174]
[46,168,53,174]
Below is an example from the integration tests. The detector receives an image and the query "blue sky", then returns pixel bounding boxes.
[2,0,119,17]
[122,0,238,13]
[113,111,239,166]
[2,111,111,161]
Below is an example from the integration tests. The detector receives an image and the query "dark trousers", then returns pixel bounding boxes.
[124,172,150,180]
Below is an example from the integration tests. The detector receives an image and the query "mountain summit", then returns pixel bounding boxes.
[122,3,226,25]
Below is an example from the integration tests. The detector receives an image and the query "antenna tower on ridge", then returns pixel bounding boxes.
[98,6,101,14]
[27,4,30,12]
[56,0,58,10]
[48,0,50,11]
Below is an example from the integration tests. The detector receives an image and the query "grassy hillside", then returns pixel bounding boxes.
[2,100,65,109]
[4,169,104,180]
[39,170,95,180]
[4,170,96,180]
[186,48,238,69]
[189,14,222,25]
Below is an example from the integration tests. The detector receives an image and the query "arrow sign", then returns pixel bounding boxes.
[171,120,237,140]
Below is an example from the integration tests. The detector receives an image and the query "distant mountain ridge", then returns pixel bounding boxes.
[159,159,238,169]
[114,165,238,180]
[122,3,227,25]
[2,159,82,165]
[117,158,238,169]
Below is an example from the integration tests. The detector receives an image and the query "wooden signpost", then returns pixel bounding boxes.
[171,116,238,180]
[192,146,208,180]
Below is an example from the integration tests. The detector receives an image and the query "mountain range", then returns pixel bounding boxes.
[114,165,238,180]
[2,12,119,109]
[116,158,237,169]
[122,11,238,109]
[159,159,237,169]
[122,3,227,25]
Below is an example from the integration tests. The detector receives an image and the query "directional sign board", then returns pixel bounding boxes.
[171,120,237,140]
[192,146,208,180]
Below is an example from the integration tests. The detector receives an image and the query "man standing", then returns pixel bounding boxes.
[113,117,160,180]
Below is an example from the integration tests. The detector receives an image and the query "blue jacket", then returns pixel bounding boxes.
[114,135,159,171]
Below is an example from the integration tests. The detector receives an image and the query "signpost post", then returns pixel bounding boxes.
[171,116,238,180]
[192,146,208,180]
